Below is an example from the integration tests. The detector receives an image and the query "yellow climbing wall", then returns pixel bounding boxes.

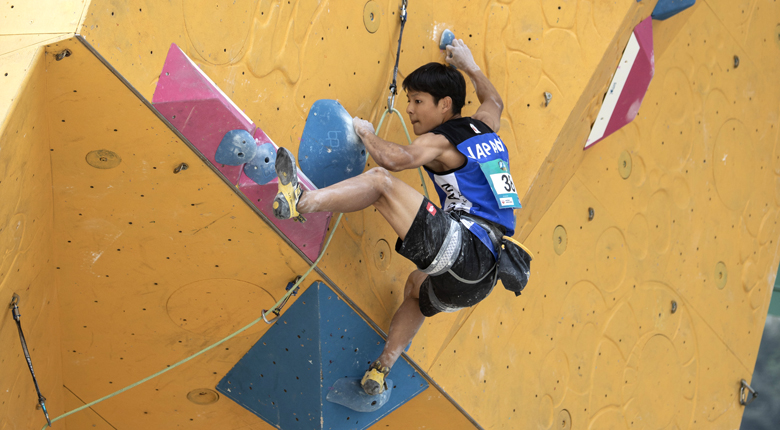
[430,1,780,429]
[1,0,779,429]
[0,50,68,428]
[18,36,473,430]
[77,0,660,245]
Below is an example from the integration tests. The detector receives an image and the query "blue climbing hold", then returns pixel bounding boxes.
[439,29,455,50]
[215,129,257,166]
[243,143,277,185]
[652,0,695,21]
[298,100,367,189]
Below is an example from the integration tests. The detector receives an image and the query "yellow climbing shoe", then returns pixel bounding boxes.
[360,360,389,395]
[273,147,306,222]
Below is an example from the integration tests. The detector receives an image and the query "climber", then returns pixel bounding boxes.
[272,39,527,396]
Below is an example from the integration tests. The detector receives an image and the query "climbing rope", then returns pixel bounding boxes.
[386,0,407,112]
[10,294,52,427]
[39,212,342,430]
[378,0,429,198]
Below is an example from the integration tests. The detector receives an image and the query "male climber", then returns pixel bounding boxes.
[272,39,521,395]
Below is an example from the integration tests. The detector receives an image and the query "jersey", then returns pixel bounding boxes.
[426,117,518,237]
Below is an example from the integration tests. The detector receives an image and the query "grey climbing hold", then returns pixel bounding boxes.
[243,143,277,185]
[215,129,257,166]
[326,377,393,413]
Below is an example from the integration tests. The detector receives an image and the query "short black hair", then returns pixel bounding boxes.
[402,62,466,115]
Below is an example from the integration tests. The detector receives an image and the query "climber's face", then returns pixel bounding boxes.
[406,90,453,135]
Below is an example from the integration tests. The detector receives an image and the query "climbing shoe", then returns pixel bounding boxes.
[272,147,306,222]
[360,360,390,395]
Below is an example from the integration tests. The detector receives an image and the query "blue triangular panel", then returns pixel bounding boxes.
[316,284,428,429]
[217,282,428,430]
[217,284,323,429]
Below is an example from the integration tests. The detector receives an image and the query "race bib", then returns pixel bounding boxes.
[479,159,521,209]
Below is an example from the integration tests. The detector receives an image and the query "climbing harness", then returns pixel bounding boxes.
[376,0,429,199]
[10,294,52,427]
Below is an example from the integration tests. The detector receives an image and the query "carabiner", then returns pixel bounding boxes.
[261,309,280,324]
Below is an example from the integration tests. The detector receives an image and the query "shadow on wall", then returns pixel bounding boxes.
[741,314,780,430]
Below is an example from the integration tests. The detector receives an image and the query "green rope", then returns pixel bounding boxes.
[376,107,429,199]
[42,214,343,429]
[41,103,425,429]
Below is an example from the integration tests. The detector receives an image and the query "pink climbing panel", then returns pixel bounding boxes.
[585,16,654,149]
[152,43,331,261]
[153,43,255,183]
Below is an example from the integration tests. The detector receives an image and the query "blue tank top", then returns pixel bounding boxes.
[426,117,518,236]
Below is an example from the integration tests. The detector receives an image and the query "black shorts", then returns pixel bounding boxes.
[396,198,498,317]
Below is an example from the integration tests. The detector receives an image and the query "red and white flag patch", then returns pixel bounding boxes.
[426,202,437,216]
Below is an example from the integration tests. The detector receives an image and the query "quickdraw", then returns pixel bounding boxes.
[10,294,52,427]
[387,0,408,111]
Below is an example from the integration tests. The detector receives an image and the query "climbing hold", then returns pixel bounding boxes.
[86,149,122,169]
[733,55,739,69]
[715,261,728,289]
[243,143,276,185]
[187,388,219,405]
[439,29,455,50]
[298,99,367,189]
[553,225,567,255]
[326,377,393,412]
[588,207,595,221]
[215,129,257,166]
[651,0,696,21]
[558,409,572,430]
[618,151,632,179]
[363,1,381,33]
[544,92,552,107]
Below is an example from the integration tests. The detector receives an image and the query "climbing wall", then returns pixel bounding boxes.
[0,48,68,430]
[425,1,780,428]
[1,0,779,429]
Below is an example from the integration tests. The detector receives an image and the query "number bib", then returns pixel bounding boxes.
[479,159,521,209]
